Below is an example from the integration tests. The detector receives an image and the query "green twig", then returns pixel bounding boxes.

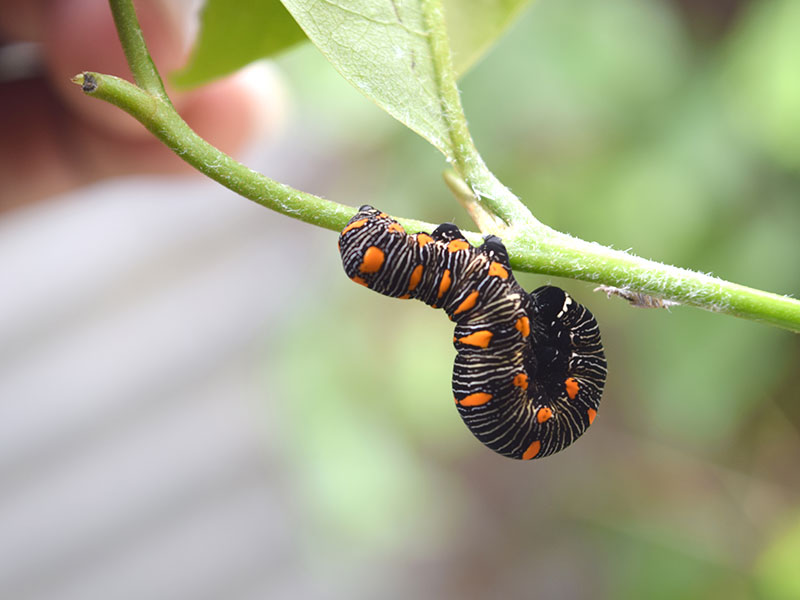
[72,0,800,333]
[419,0,539,229]
[72,71,436,235]
[108,0,168,99]
[508,229,800,332]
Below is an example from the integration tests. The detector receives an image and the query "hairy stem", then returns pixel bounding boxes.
[509,230,800,331]
[108,0,168,99]
[419,0,538,228]
[72,0,800,333]
[74,73,345,228]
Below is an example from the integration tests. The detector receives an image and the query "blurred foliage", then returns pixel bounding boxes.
[757,511,800,599]
[259,0,799,597]
[722,0,800,171]
[443,0,530,76]
[172,0,305,88]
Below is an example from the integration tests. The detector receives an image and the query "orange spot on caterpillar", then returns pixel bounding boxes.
[416,233,433,247]
[458,392,492,407]
[341,218,368,235]
[377,212,389,218]
[515,316,530,337]
[565,377,580,400]
[437,269,452,299]
[408,264,423,292]
[388,222,405,234]
[536,407,553,424]
[457,330,493,348]
[512,373,529,390]
[522,440,541,460]
[351,276,368,287]
[398,294,411,299]
[587,408,597,425]
[488,262,508,279]
[359,246,385,273]
[447,239,470,253]
[453,290,479,315]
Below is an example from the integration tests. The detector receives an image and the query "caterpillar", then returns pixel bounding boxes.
[338,206,607,460]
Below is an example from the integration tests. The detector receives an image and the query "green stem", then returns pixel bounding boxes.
[419,0,538,228]
[96,0,442,233]
[73,70,439,235]
[72,73,333,226]
[509,230,800,332]
[415,0,799,331]
[108,0,168,99]
[75,71,800,332]
[72,0,800,333]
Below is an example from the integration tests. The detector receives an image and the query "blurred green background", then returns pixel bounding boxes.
[263,0,800,597]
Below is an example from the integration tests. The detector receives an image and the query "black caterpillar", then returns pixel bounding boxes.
[339,206,607,460]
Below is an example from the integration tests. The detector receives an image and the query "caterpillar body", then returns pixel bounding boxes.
[339,206,607,460]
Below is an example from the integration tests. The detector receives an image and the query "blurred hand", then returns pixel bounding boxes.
[0,0,283,212]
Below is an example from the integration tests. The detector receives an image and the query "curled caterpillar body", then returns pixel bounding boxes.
[339,206,607,460]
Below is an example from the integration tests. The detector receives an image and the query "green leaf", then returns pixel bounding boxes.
[444,0,531,76]
[277,0,531,161]
[174,0,529,154]
[279,0,456,157]
[172,0,307,88]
